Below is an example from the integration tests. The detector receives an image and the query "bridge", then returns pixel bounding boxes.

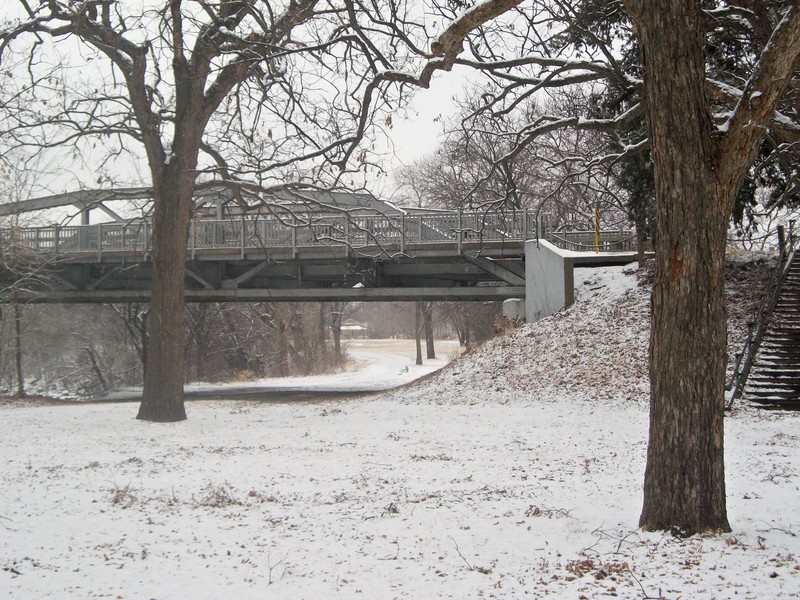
[0,189,640,316]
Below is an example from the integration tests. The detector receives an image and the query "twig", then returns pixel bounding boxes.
[627,566,669,600]
[266,549,286,585]
[448,535,474,571]
[757,520,797,537]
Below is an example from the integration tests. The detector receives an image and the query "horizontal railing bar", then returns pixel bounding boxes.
[0,211,633,256]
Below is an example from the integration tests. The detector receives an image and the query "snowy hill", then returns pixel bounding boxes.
[393,258,769,408]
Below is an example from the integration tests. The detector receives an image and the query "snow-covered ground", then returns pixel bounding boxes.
[2,263,799,599]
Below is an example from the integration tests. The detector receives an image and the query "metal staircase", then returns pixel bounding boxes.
[728,227,800,410]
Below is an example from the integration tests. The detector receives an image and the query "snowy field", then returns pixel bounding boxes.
[2,263,799,599]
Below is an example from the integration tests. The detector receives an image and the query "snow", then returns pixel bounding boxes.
[2,264,799,599]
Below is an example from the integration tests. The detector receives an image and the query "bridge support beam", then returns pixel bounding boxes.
[525,240,573,322]
[0,285,525,304]
[524,239,639,322]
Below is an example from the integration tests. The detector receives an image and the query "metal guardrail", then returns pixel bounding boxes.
[0,210,544,257]
[0,210,638,258]
[545,230,639,252]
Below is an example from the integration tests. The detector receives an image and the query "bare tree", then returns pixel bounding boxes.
[394,90,630,231]
[5,0,790,534]
[625,1,799,533]
[108,303,149,377]
[0,0,519,421]
[411,0,799,533]
[0,232,67,396]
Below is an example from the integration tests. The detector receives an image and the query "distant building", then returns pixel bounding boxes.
[196,189,404,219]
[338,320,369,339]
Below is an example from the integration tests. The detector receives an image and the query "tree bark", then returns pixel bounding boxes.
[633,1,730,533]
[415,301,423,366]
[628,0,800,534]
[136,176,193,422]
[423,302,436,359]
[13,298,24,398]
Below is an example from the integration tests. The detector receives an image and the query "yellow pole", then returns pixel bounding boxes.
[594,203,600,254]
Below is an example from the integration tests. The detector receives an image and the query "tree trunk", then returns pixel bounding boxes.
[136,181,193,422]
[424,302,436,359]
[636,225,646,268]
[634,1,730,534]
[415,301,423,366]
[331,307,343,364]
[13,299,24,398]
[318,302,327,347]
[190,304,210,381]
[625,0,800,533]
[86,347,109,393]
[277,318,290,376]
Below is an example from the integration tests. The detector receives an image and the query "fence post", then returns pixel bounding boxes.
[54,225,60,254]
[400,213,406,254]
[594,203,600,254]
[344,216,350,257]
[97,223,103,260]
[291,224,297,259]
[457,209,463,255]
[240,215,246,259]
[523,208,528,241]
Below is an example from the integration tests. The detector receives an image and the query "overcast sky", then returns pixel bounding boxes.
[376,67,476,201]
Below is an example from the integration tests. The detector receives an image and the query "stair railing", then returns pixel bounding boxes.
[726,223,798,409]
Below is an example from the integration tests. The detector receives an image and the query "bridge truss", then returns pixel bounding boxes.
[0,189,636,304]
[1,209,536,303]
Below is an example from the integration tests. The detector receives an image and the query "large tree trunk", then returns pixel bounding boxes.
[415,301,423,366]
[331,305,343,364]
[13,298,24,398]
[624,0,800,533]
[136,179,193,422]
[424,302,436,359]
[634,2,730,534]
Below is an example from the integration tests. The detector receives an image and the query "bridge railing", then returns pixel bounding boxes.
[0,210,543,256]
[545,230,638,252]
[0,210,636,257]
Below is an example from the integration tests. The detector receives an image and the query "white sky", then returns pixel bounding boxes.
[388,70,471,168]
[373,67,476,201]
